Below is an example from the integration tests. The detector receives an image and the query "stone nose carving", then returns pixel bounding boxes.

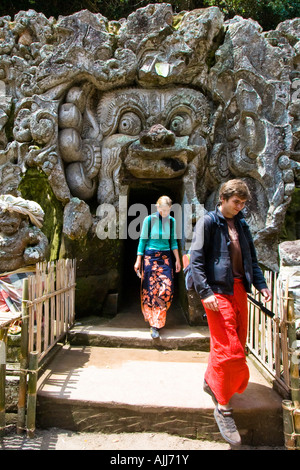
[139,124,175,148]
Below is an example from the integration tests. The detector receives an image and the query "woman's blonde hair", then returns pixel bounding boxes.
[156,195,172,207]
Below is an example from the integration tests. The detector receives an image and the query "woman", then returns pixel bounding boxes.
[134,196,181,339]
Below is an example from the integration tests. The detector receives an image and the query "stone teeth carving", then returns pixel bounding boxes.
[58,85,102,200]
[58,103,83,131]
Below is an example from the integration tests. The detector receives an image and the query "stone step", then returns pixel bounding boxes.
[68,319,210,351]
[36,344,284,447]
[68,303,210,351]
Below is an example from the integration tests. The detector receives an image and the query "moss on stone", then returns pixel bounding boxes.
[172,12,186,29]
[18,168,64,261]
[4,100,15,143]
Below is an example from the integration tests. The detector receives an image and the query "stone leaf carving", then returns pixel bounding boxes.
[33,10,137,94]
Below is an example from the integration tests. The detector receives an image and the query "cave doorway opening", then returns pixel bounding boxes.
[120,180,186,324]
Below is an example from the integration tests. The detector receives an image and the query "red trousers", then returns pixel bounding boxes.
[203,279,249,405]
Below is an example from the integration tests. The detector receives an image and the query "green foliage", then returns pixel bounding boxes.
[18,169,64,261]
[202,0,299,30]
[0,0,150,20]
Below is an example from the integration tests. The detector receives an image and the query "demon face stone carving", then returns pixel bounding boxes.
[58,86,210,207]
[98,87,209,203]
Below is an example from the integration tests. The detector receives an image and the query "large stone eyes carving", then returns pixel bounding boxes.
[116,111,193,136]
[118,112,142,135]
[169,114,192,136]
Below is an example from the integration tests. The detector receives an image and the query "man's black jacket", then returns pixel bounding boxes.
[190,206,267,299]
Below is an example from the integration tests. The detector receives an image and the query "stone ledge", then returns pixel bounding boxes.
[36,345,284,446]
[68,324,210,351]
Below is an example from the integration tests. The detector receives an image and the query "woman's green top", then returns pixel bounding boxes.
[137,212,178,255]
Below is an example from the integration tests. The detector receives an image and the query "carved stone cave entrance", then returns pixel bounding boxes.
[119,180,187,323]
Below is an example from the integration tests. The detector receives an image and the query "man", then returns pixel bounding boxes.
[190,179,272,446]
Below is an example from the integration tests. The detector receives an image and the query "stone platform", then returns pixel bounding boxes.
[36,306,284,447]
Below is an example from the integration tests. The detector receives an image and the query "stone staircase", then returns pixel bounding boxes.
[36,301,284,447]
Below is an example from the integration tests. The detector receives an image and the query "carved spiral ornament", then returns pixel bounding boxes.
[30,110,56,145]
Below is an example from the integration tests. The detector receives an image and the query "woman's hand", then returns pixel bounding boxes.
[172,249,181,273]
[134,256,142,274]
[175,259,181,273]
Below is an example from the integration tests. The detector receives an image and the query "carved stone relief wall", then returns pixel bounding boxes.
[0,5,299,318]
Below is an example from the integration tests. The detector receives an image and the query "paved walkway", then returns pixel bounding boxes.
[1,425,285,450]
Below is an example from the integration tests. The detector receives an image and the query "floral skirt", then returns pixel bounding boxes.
[141,250,174,329]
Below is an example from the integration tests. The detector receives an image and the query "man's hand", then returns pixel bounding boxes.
[260,288,272,302]
[203,294,219,311]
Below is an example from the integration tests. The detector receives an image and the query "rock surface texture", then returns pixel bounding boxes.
[0,5,299,315]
